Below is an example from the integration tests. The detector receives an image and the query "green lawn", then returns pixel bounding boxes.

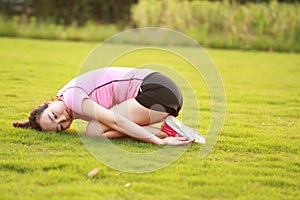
[0,37,299,200]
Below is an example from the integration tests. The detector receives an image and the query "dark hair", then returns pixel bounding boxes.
[13,103,49,131]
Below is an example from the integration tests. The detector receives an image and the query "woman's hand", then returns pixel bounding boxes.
[161,137,195,146]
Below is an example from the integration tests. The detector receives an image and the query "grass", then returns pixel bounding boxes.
[0,15,118,42]
[0,37,299,199]
[132,0,300,52]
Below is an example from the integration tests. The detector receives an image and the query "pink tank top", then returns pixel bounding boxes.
[57,67,154,119]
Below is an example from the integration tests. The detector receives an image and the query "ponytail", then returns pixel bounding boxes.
[13,103,49,131]
[13,121,31,129]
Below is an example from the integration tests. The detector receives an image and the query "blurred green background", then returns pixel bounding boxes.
[1,1,299,199]
[0,0,299,51]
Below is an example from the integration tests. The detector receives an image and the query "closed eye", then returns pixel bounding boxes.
[52,112,57,119]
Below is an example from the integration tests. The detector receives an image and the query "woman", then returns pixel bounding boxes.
[13,67,205,145]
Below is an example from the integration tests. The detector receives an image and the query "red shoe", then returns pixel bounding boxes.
[161,120,178,137]
[161,116,206,144]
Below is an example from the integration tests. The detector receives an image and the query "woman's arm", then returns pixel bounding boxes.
[81,99,193,145]
[81,98,165,144]
[86,120,167,139]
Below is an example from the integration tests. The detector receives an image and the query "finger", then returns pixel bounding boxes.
[179,138,195,145]
[187,138,195,144]
[174,136,189,141]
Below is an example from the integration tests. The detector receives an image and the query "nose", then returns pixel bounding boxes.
[57,114,67,123]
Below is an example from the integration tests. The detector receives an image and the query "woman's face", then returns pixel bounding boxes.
[38,101,73,131]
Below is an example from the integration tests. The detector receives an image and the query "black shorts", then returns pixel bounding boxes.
[135,72,183,117]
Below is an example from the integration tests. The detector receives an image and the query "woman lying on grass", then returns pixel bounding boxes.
[13,67,205,145]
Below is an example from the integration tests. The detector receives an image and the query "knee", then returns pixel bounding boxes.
[86,120,103,137]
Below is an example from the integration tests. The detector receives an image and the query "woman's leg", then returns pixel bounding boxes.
[110,98,169,125]
[86,98,168,138]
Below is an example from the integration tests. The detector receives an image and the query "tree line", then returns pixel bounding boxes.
[0,0,138,26]
[0,0,299,26]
